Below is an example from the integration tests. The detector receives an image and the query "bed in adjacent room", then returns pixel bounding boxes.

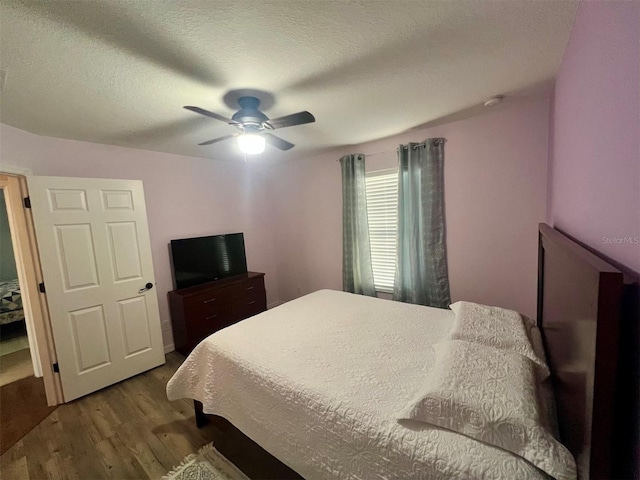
[167,225,630,479]
[0,279,24,325]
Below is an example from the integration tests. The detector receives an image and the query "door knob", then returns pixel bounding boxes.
[138,282,154,294]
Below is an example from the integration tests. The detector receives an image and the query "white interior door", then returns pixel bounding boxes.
[27,176,165,401]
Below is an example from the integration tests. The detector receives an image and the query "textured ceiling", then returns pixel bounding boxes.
[0,0,577,162]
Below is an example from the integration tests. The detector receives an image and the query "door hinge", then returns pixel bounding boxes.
[52,363,59,373]
[23,196,31,208]
[38,282,46,293]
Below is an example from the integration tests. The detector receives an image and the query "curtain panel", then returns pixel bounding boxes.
[340,154,376,296]
[393,139,451,308]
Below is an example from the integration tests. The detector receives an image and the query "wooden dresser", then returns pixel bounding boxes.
[168,272,266,355]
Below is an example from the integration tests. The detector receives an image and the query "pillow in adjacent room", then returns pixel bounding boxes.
[398,340,576,480]
[448,301,550,377]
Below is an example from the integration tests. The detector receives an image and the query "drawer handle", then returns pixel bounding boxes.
[247,300,256,305]
[245,286,254,291]
[206,314,218,320]
[203,298,216,304]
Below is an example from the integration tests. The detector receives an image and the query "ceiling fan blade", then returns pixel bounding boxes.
[266,111,315,129]
[264,133,295,151]
[184,106,235,124]
[198,133,238,146]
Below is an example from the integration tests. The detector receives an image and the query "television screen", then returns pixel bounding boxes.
[170,233,248,289]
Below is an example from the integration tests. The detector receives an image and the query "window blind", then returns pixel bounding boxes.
[365,169,398,293]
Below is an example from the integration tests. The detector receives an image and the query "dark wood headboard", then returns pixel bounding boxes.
[537,224,628,479]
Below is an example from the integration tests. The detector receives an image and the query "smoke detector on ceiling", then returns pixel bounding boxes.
[484,95,504,107]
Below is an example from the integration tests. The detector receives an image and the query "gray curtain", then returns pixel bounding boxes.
[393,139,450,308]
[340,154,376,296]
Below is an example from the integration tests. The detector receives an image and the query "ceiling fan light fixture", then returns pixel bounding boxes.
[238,133,266,155]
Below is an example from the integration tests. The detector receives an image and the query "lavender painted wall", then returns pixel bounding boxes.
[265,98,550,319]
[0,124,279,349]
[548,0,640,272]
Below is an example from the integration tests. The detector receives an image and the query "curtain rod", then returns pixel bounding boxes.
[335,139,446,161]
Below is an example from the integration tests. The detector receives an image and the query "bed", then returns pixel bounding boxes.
[167,224,636,479]
[0,279,25,325]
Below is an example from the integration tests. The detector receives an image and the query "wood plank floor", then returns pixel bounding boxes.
[0,352,297,480]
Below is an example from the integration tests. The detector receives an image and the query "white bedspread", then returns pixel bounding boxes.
[167,290,549,480]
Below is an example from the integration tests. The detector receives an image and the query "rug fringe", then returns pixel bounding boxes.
[162,442,249,480]
[161,443,212,480]
[205,444,250,479]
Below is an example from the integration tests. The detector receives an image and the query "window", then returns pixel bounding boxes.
[365,169,398,293]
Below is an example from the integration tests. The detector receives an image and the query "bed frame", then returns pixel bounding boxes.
[537,223,638,479]
[195,224,638,479]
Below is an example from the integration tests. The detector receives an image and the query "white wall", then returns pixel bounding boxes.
[0,124,279,350]
[264,98,550,319]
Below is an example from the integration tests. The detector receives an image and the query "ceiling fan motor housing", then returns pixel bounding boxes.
[232,96,269,128]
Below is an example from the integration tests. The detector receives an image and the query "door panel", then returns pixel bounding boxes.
[118,296,152,356]
[54,224,100,290]
[28,176,165,401]
[106,222,143,282]
[48,189,88,211]
[69,305,111,372]
[102,190,134,210]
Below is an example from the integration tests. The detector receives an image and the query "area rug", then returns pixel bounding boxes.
[0,375,57,455]
[163,443,250,480]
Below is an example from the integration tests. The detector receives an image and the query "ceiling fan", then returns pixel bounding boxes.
[184,96,315,154]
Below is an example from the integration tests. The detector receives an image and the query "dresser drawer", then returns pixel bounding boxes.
[235,276,266,319]
[235,296,267,320]
[184,288,234,319]
[190,310,235,344]
[238,276,264,296]
[168,273,267,355]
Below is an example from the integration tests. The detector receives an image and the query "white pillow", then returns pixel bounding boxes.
[448,301,550,377]
[399,340,576,480]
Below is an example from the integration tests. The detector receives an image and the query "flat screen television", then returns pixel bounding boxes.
[170,233,248,289]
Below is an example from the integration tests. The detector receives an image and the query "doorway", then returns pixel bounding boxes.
[0,172,62,407]
[0,188,34,386]
[0,172,63,455]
